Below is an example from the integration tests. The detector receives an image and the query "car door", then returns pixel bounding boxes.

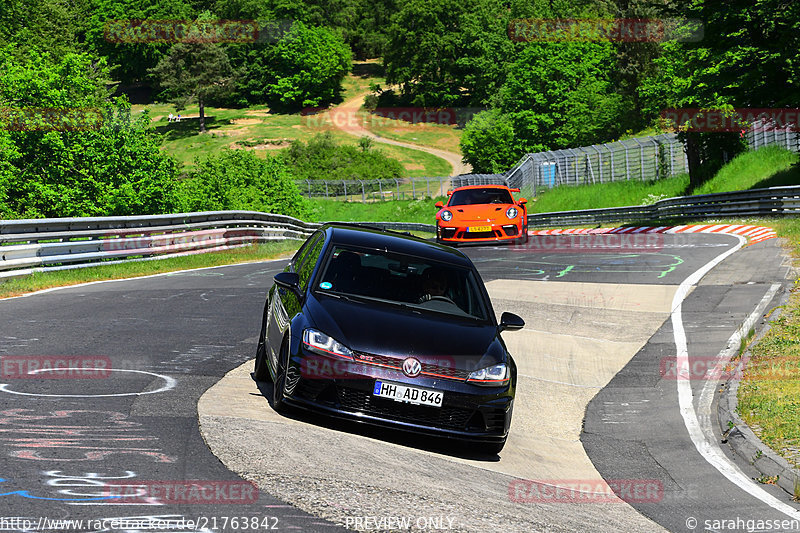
[266,231,325,370]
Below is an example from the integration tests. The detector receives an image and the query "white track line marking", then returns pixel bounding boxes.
[0,369,177,397]
[672,235,800,518]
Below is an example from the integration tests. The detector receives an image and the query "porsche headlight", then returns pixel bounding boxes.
[440,210,453,222]
[303,329,354,359]
[467,363,509,386]
[506,207,518,219]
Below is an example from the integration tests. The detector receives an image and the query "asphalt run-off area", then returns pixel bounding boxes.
[0,230,797,532]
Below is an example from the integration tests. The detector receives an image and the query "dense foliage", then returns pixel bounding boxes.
[177,150,310,218]
[1,0,798,217]
[0,48,179,218]
[259,22,352,110]
[281,132,404,185]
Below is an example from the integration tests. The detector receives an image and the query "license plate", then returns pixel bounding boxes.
[468,225,491,232]
[373,381,443,407]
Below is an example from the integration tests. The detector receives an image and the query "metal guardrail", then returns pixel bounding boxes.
[0,211,319,280]
[0,212,438,280]
[2,186,798,280]
[526,185,800,227]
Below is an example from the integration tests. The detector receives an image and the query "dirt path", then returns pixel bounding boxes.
[329,92,473,183]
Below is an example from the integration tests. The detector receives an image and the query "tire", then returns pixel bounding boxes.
[272,339,289,412]
[254,340,270,382]
[518,224,529,245]
[253,316,271,381]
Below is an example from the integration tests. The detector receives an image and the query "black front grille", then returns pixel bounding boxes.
[353,351,469,380]
[484,408,508,432]
[337,387,475,431]
[295,379,330,401]
[458,230,500,240]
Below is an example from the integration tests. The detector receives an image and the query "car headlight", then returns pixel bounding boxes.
[303,329,354,360]
[467,363,509,386]
[440,210,453,222]
[506,207,518,219]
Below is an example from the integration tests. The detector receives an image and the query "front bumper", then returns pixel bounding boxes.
[437,221,523,243]
[283,352,514,443]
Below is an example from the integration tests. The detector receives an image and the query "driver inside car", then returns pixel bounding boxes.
[416,266,449,303]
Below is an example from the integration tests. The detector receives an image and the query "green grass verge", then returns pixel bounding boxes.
[375,144,453,177]
[695,146,800,194]
[530,174,691,213]
[0,240,300,299]
[738,215,800,470]
[365,115,463,154]
[309,197,443,224]
[529,146,800,214]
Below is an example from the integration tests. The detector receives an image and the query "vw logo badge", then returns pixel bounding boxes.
[402,357,422,378]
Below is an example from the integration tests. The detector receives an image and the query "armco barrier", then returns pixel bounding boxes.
[0,211,314,280]
[526,185,800,227]
[0,212,437,280]
[2,186,798,280]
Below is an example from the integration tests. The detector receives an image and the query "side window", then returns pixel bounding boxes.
[289,231,319,272]
[294,233,325,291]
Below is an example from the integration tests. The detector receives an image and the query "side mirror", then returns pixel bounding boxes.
[274,272,301,294]
[499,312,525,332]
[518,198,527,205]
[435,201,444,209]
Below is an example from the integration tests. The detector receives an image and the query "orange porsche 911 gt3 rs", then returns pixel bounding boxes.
[435,185,529,245]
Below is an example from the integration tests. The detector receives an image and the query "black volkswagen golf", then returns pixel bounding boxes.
[254,224,524,453]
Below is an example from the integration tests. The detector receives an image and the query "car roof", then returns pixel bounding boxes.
[450,184,511,191]
[322,224,474,267]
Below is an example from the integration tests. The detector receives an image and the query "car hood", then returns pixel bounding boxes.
[446,204,515,222]
[306,292,506,371]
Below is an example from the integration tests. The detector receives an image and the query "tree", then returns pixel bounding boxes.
[459,110,521,173]
[0,0,88,57]
[214,0,396,60]
[149,14,239,133]
[384,0,508,106]
[83,0,199,86]
[637,0,799,189]
[0,129,19,218]
[262,22,352,110]
[0,47,180,218]
[281,132,404,184]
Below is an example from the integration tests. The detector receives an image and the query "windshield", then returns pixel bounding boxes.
[448,188,513,206]
[315,246,490,321]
